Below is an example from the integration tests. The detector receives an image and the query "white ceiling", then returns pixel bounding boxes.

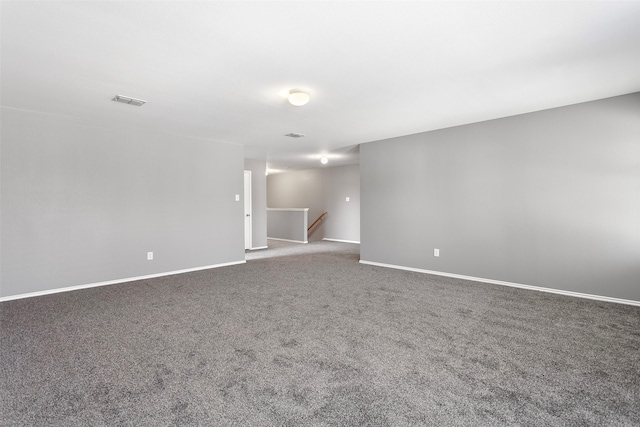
[2,1,639,172]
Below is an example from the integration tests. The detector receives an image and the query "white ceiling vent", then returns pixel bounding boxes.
[285,132,305,138]
[112,95,146,106]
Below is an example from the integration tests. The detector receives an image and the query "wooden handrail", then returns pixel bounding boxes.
[308,211,328,232]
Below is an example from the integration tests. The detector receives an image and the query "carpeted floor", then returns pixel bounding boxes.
[1,240,639,426]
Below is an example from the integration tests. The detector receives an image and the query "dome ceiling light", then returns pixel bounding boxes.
[320,157,328,165]
[288,89,310,106]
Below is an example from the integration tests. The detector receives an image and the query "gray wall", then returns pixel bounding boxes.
[267,209,309,243]
[361,93,640,302]
[1,107,245,298]
[267,164,360,242]
[244,158,267,249]
[324,165,360,243]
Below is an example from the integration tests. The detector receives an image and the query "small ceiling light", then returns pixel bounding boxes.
[320,157,328,165]
[288,89,310,106]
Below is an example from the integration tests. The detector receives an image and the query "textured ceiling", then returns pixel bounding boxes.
[2,1,639,172]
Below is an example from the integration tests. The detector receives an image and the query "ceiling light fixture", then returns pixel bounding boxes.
[112,95,146,106]
[320,157,328,165]
[288,89,310,106]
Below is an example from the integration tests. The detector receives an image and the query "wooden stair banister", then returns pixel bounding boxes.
[308,211,328,232]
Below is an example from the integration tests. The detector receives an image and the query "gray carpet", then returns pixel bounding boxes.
[1,240,639,426]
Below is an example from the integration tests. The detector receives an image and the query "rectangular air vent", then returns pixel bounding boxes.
[285,132,305,138]
[112,95,147,106]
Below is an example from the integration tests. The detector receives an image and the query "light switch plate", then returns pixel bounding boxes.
[235,194,240,201]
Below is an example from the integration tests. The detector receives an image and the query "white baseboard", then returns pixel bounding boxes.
[267,237,308,244]
[0,260,246,302]
[323,238,361,244]
[359,260,640,307]
[248,246,268,251]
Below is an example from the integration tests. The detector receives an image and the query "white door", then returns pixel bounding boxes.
[244,171,252,250]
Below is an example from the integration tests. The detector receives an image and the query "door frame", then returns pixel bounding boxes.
[244,170,252,250]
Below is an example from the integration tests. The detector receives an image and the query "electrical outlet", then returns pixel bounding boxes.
[434,249,439,257]
[346,197,350,202]
[147,252,153,260]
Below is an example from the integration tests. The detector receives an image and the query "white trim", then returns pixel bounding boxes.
[267,207,309,212]
[323,238,360,244]
[248,246,268,250]
[359,260,640,307]
[267,237,308,244]
[0,260,246,302]
[244,170,252,250]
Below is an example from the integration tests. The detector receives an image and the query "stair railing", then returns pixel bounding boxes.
[308,211,328,233]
